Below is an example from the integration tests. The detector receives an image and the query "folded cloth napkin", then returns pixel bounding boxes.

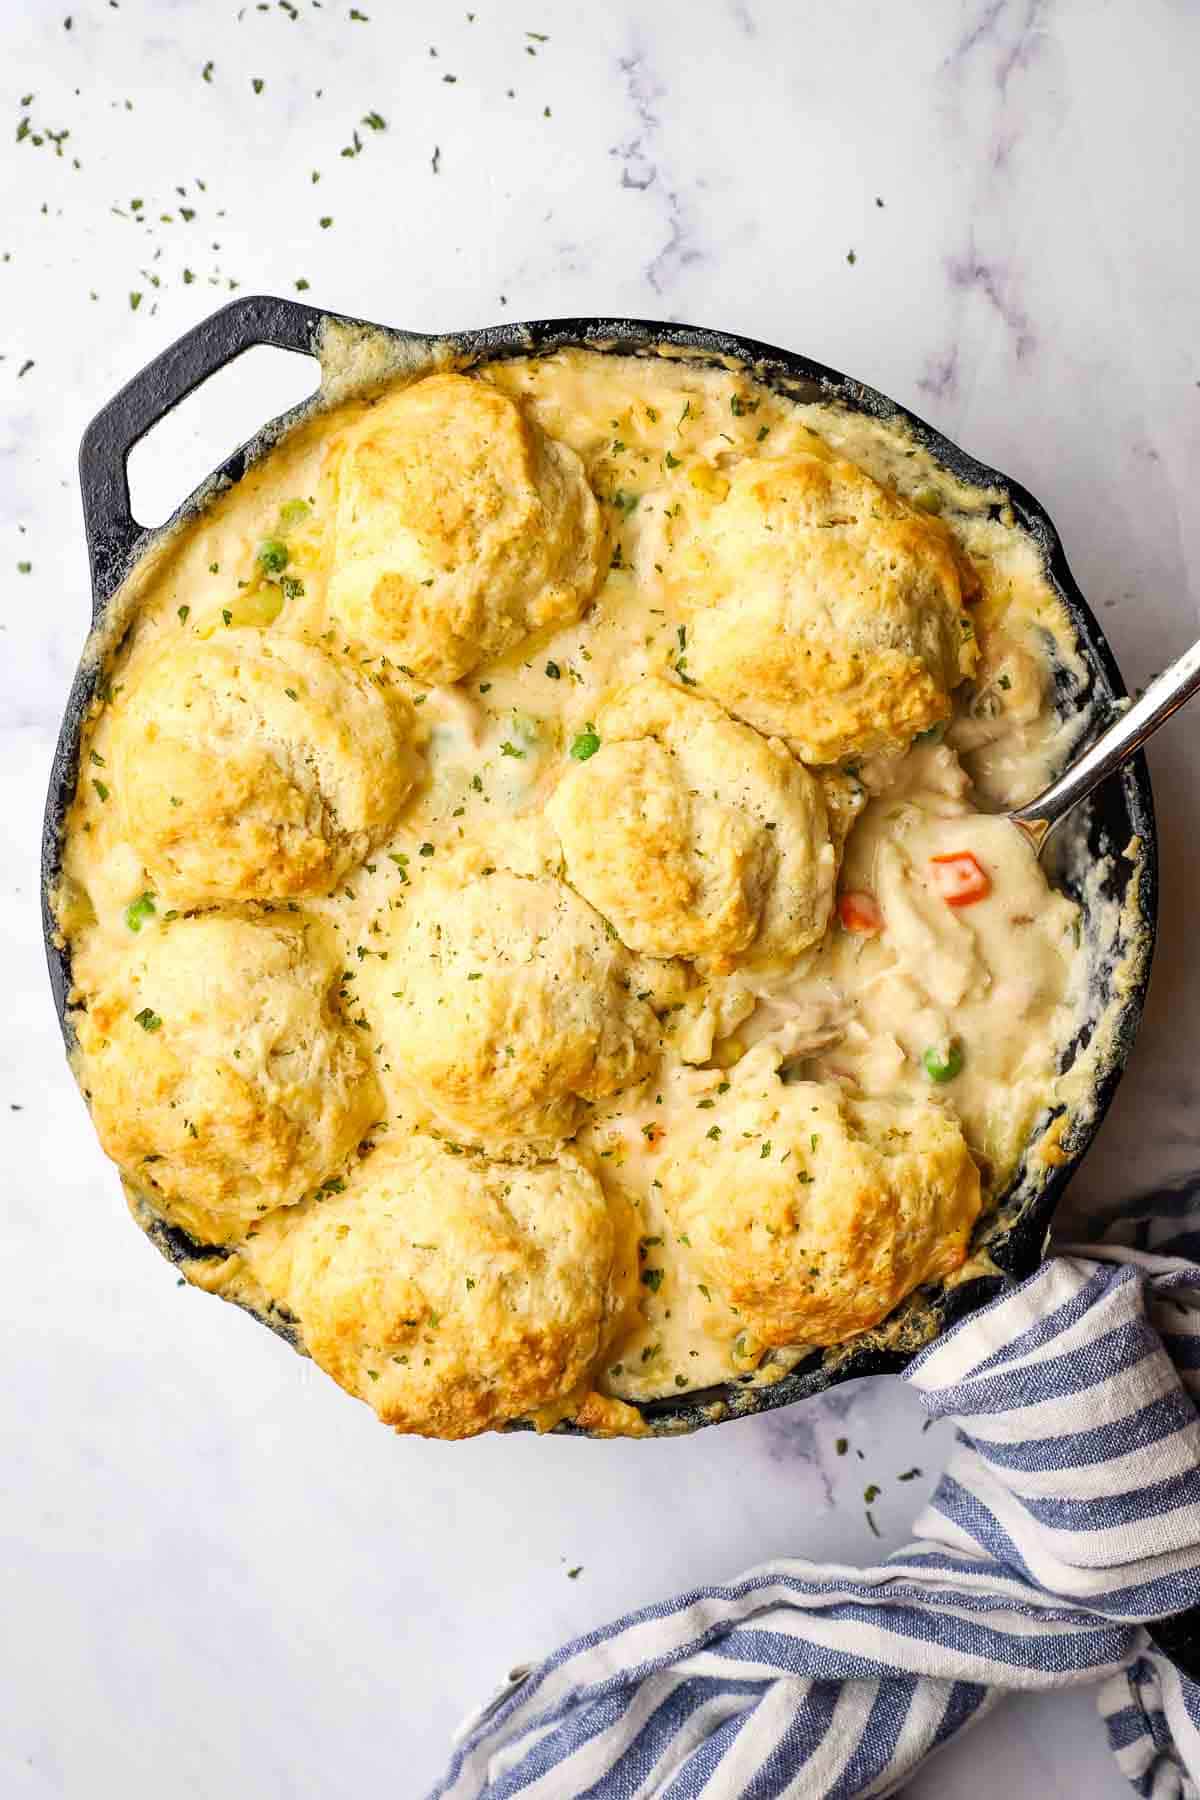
[433,1242,1200,1799]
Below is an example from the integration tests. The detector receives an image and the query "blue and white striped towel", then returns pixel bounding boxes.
[434,1241,1200,1798]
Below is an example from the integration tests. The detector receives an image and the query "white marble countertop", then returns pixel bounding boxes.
[4,2,1199,1794]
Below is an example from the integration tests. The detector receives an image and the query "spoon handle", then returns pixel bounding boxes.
[1010,634,1200,848]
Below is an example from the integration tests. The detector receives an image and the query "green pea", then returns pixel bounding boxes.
[257,537,289,575]
[124,891,156,933]
[923,1043,964,1084]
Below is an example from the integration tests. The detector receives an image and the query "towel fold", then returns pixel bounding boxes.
[434,1244,1200,1799]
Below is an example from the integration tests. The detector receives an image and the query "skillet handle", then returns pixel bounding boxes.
[78,294,325,611]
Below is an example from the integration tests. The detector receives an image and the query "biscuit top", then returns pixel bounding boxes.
[77,911,381,1244]
[240,1134,638,1439]
[110,630,421,904]
[681,451,979,763]
[547,677,836,972]
[359,861,665,1149]
[326,372,608,683]
[656,1045,982,1350]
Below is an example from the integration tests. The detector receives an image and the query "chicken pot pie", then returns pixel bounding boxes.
[57,345,1090,1437]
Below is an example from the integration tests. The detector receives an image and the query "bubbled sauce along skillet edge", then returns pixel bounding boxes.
[46,295,1158,1440]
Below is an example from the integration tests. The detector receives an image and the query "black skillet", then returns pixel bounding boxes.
[44,296,1159,1436]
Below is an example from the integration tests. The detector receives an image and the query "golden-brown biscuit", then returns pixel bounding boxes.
[79,912,381,1243]
[681,453,979,763]
[240,1135,637,1438]
[360,863,662,1146]
[546,677,835,970]
[326,373,608,683]
[660,1047,980,1346]
[110,630,420,903]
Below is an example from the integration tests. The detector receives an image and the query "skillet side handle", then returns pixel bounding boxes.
[78,293,325,611]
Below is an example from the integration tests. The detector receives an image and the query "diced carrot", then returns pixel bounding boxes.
[929,851,991,907]
[837,891,883,935]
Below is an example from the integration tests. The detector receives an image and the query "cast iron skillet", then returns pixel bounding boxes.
[44,293,1158,1423]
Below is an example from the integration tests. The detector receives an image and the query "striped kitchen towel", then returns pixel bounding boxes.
[433,1242,1200,1798]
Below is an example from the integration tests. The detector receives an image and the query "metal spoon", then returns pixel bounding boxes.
[1009,635,1200,855]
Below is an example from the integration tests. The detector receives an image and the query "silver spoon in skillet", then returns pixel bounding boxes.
[1009,634,1200,856]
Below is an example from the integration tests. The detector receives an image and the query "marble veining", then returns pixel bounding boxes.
[4,1,1198,1795]
[612,42,705,297]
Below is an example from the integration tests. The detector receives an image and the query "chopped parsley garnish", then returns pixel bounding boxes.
[544,660,561,679]
[640,1267,664,1293]
[418,842,434,857]
[177,605,190,623]
[134,1007,162,1032]
[499,740,524,758]
[92,778,109,802]
[569,726,600,761]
